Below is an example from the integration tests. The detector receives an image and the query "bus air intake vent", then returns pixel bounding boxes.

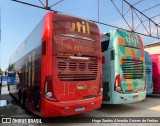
[57,56,98,81]
[121,59,144,79]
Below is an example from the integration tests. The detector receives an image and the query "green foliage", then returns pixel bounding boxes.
[0,68,2,75]
[9,64,15,71]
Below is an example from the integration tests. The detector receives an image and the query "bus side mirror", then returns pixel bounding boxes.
[110,50,115,60]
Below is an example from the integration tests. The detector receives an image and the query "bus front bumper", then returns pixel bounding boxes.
[103,91,146,104]
[41,95,102,117]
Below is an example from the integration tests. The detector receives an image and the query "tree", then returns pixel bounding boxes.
[9,64,15,71]
[0,68,2,76]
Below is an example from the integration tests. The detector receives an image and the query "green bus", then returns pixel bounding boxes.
[101,29,146,104]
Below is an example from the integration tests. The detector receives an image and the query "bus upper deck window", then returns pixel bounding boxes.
[101,33,110,52]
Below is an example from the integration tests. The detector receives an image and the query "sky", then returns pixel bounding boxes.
[0,0,160,70]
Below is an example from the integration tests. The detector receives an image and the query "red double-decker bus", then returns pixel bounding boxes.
[8,12,102,117]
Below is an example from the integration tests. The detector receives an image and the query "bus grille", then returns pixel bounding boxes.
[146,68,151,74]
[121,59,144,79]
[57,56,98,81]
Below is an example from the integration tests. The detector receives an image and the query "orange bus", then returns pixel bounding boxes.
[8,12,102,117]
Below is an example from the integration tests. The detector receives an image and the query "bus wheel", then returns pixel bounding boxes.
[18,91,22,104]
[20,94,26,109]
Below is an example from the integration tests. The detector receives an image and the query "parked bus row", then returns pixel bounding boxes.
[6,12,157,117]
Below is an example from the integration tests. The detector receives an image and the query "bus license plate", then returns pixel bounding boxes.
[75,106,85,112]
[133,95,138,99]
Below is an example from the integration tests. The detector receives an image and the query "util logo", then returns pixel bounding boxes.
[125,33,139,47]
[67,21,90,34]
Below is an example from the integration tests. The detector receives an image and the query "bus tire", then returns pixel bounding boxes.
[18,90,22,104]
[20,93,26,109]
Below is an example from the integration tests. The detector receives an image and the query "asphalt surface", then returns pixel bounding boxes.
[0,94,160,126]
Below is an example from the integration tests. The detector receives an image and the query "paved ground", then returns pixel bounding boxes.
[0,94,160,126]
